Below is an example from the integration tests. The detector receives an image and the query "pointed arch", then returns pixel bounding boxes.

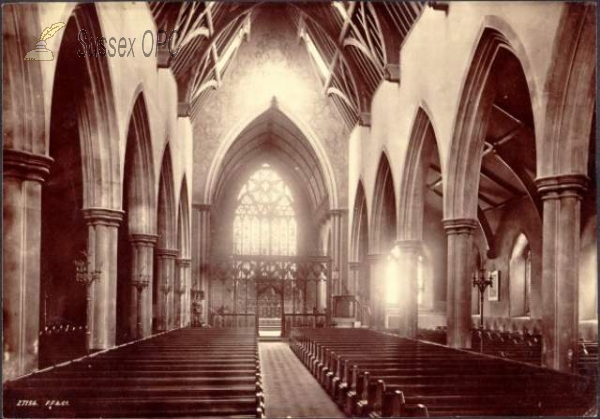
[371,152,397,254]
[205,101,338,209]
[538,3,596,178]
[177,176,191,259]
[69,4,120,209]
[398,106,440,241]
[122,91,156,235]
[2,4,47,155]
[350,180,369,261]
[445,27,534,220]
[157,144,177,250]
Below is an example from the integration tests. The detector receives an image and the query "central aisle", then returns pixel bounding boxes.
[259,342,345,418]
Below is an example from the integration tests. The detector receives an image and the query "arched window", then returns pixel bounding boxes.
[510,233,531,317]
[524,248,532,317]
[233,164,297,256]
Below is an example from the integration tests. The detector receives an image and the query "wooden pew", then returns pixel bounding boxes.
[4,328,265,418]
[290,328,596,417]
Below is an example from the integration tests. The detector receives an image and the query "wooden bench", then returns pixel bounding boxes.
[290,328,596,417]
[4,328,265,418]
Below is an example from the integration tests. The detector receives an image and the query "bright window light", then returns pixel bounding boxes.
[233,165,297,256]
[385,255,399,304]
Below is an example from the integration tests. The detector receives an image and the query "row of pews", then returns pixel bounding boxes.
[418,327,598,374]
[470,330,542,365]
[290,328,596,417]
[578,341,599,377]
[4,328,265,418]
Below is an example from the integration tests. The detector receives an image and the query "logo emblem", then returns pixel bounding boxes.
[24,22,66,61]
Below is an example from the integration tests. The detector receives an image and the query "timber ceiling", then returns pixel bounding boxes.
[149,1,425,128]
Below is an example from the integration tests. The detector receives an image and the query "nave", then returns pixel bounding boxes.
[3,1,597,417]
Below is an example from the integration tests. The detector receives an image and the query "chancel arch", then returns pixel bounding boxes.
[205,101,339,210]
[206,103,337,333]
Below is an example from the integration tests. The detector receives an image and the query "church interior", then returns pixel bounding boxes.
[2,1,597,417]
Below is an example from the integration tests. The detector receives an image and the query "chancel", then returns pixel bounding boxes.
[2,1,597,418]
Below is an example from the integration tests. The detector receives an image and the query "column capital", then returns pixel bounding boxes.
[367,253,388,263]
[442,218,478,234]
[3,148,53,182]
[155,248,179,258]
[535,174,588,199]
[193,203,211,212]
[178,102,191,118]
[176,258,192,267]
[394,239,422,253]
[129,233,158,246]
[329,208,348,217]
[82,208,124,227]
[348,261,361,270]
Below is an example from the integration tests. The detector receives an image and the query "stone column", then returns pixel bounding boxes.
[368,254,387,329]
[443,218,477,349]
[155,248,178,331]
[82,208,124,351]
[176,258,191,327]
[536,174,587,372]
[129,234,157,339]
[395,239,422,338]
[329,209,349,296]
[192,204,210,323]
[3,149,53,380]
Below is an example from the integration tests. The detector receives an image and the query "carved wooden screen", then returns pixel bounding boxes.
[210,256,330,333]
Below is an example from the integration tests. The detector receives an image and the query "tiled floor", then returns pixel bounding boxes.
[259,342,345,418]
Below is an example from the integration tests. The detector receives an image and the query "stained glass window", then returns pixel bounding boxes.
[233,164,297,256]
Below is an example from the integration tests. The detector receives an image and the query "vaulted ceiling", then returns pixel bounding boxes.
[149,1,425,127]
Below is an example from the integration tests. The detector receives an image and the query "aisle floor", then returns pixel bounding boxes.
[259,342,346,418]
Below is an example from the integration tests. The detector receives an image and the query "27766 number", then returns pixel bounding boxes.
[17,400,70,407]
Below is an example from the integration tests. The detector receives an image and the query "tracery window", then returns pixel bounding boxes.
[233,164,297,256]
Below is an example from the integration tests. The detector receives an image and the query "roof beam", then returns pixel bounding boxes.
[477,205,496,258]
[489,149,542,219]
[479,162,524,196]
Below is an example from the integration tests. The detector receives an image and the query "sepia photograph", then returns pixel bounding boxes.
[2,1,597,417]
